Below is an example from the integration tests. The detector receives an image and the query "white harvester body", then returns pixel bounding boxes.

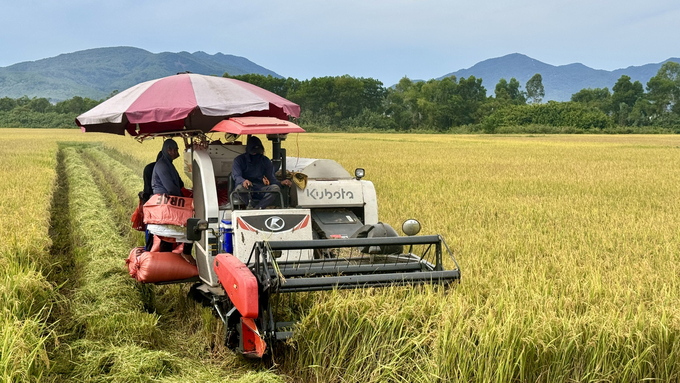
[185,143,379,287]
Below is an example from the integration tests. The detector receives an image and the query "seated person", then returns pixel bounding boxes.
[232,136,292,209]
[141,151,162,251]
[141,151,184,203]
[152,139,195,264]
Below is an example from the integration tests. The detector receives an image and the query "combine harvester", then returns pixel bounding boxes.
[77,73,460,358]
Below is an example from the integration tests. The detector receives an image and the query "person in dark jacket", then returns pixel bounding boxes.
[141,152,165,203]
[141,152,162,251]
[151,139,194,263]
[232,136,292,209]
[152,139,183,196]
[141,150,186,250]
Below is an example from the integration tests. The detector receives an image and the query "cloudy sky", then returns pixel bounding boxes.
[1,0,679,85]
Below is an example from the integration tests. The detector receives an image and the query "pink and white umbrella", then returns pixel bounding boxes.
[76,73,300,135]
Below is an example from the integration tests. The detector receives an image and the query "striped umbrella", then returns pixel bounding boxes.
[76,73,300,135]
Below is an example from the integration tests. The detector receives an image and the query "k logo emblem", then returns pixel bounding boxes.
[264,216,285,231]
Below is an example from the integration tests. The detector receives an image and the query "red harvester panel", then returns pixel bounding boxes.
[242,317,266,357]
[214,254,259,318]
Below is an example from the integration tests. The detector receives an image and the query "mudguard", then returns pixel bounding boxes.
[214,254,259,318]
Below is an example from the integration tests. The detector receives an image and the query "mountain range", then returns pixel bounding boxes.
[440,53,680,101]
[0,47,678,102]
[0,47,280,101]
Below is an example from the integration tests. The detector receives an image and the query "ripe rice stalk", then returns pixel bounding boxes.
[276,133,680,382]
[0,131,58,382]
[6,129,680,381]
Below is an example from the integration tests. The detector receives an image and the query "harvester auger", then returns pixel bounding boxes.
[196,235,460,356]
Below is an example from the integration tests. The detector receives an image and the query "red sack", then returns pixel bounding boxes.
[143,194,194,227]
[131,198,145,231]
[126,247,145,279]
[134,251,199,283]
[181,187,193,198]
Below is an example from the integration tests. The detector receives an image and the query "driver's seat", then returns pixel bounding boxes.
[228,174,286,210]
[227,174,247,209]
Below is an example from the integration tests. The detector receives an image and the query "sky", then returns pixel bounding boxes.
[1,0,679,86]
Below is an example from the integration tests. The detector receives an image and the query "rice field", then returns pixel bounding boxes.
[2,128,680,382]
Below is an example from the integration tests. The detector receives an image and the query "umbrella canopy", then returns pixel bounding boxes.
[76,73,301,135]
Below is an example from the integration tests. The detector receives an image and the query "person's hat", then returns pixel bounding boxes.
[163,139,179,150]
[251,143,264,154]
[246,136,265,154]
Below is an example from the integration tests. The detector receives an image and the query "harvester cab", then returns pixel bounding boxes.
[140,116,460,358]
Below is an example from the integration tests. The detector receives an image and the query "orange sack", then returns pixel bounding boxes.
[126,246,145,279]
[127,250,199,283]
[143,194,194,227]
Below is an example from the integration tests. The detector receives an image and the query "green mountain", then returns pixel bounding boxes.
[439,53,680,101]
[0,47,281,101]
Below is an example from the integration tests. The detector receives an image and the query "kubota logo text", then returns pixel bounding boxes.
[305,188,355,200]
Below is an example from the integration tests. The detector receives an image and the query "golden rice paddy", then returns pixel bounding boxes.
[2,128,680,382]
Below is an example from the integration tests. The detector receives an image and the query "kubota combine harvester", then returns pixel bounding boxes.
[76,73,461,357]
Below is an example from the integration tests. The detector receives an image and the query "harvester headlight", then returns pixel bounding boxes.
[402,219,421,236]
[355,168,365,180]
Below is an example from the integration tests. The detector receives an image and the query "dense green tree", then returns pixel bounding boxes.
[628,98,655,126]
[454,76,487,124]
[0,97,17,112]
[495,78,526,105]
[383,75,486,130]
[286,75,385,123]
[28,97,53,113]
[611,75,644,108]
[54,96,100,114]
[384,77,422,130]
[525,73,545,104]
[571,87,611,112]
[571,87,611,103]
[15,95,31,107]
[611,75,644,125]
[646,61,680,115]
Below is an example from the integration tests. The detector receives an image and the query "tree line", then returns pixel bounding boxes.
[2,63,679,132]
[225,63,680,133]
[0,95,102,128]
